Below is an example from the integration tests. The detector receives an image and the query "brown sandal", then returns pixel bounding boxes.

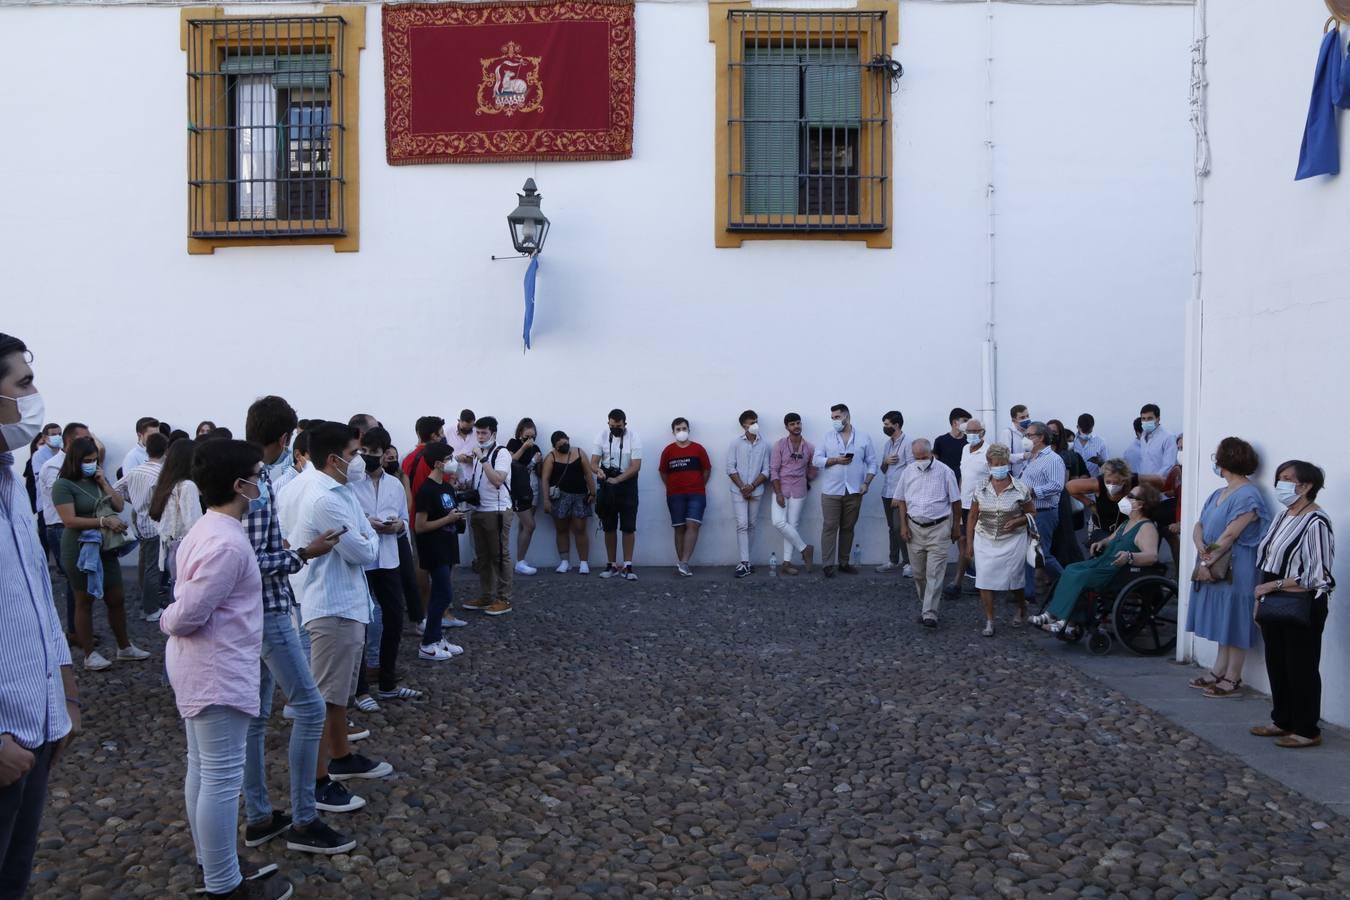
[1202,677,1243,698]
[1274,734,1322,748]
[1250,724,1291,738]
[1188,671,1222,690]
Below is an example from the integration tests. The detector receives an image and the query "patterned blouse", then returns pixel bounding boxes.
[1256,509,1336,598]
[973,477,1032,540]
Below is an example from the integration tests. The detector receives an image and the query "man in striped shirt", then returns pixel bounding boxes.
[0,333,80,898]
[114,431,169,622]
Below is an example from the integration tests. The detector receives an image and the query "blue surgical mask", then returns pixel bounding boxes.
[1274,481,1300,507]
[80,462,98,478]
[48,434,64,451]
[831,419,845,433]
[966,432,982,445]
[1017,419,1031,430]
[1212,463,1223,477]
[242,478,270,515]
[1142,420,1158,434]
[989,465,1010,479]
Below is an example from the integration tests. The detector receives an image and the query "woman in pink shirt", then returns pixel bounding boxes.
[160,440,293,900]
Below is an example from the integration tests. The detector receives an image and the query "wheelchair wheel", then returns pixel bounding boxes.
[1111,575,1179,656]
[1087,631,1112,655]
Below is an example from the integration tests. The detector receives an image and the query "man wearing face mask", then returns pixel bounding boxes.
[1134,403,1178,477]
[0,333,81,900]
[769,413,816,576]
[813,403,878,577]
[894,439,962,627]
[463,417,515,615]
[29,423,62,479]
[946,417,989,597]
[292,422,393,784]
[658,418,711,577]
[1003,404,1033,477]
[1073,413,1108,479]
[877,411,916,575]
[1019,422,1067,605]
[592,409,643,580]
[725,410,772,578]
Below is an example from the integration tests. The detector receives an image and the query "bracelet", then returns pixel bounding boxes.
[98,517,106,529]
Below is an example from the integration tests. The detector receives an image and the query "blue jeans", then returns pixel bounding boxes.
[46,524,73,631]
[422,564,453,646]
[364,598,383,669]
[1025,507,1064,599]
[184,705,251,894]
[244,611,325,828]
[0,743,52,898]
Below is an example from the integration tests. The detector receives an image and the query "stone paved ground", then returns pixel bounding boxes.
[31,568,1350,899]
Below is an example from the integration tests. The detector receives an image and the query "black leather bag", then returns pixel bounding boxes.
[1255,590,1314,628]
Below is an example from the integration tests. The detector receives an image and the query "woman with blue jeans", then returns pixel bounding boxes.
[160,439,294,900]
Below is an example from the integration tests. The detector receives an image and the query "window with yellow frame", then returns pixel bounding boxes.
[181,7,364,254]
[709,0,898,248]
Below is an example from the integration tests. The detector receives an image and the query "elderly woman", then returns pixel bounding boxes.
[1032,484,1163,637]
[1251,460,1335,748]
[1186,437,1269,698]
[966,443,1035,636]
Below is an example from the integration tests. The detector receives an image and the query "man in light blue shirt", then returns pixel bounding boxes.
[1072,413,1108,479]
[812,403,878,577]
[725,410,772,578]
[1134,403,1178,477]
[1020,422,1066,604]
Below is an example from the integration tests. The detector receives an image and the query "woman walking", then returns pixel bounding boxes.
[966,444,1036,636]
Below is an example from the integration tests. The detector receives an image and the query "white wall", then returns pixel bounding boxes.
[1186,0,1350,727]
[0,1,1192,565]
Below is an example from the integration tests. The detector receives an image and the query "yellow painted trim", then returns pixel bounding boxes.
[181,6,364,255]
[708,0,898,249]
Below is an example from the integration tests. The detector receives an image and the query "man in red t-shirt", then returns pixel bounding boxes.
[402,415,447,500]
[658,417,712,577]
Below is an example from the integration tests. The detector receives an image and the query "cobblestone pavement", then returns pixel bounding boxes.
[31,568,1350,899]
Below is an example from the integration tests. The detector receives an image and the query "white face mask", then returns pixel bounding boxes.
[1117,497,1134,517]
[746,423,760,436]
[957,421,968,434]
[1021,436,1034,453]
[343,453,367,484]
[831,419,846,433]
[0,391,44,451]
[674,430,690,443]
[1106,482,1124,496]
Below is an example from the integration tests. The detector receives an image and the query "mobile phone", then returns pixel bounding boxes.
[844,452,855,460]
[334,525,350,537]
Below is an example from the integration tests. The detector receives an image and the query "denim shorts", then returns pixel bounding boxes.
[666,493,707,527]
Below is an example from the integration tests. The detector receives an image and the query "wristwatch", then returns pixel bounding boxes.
[296,547,310,564]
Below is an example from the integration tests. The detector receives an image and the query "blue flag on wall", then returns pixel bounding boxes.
[523,255,539,351]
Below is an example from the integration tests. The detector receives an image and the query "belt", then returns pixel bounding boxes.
[908,515,950,528]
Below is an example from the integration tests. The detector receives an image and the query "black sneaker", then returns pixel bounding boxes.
[285,818,357,855]
[327,753,393,782]
[733,563,751,579]
[206,872,294,899]
[194,863,280,894]
[243,810,292,848]
[314,778,366,813]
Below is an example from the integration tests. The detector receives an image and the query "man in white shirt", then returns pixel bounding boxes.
[114,432,168,622]
[446,408,478,482]
[1134,403,1178,477]
[725,410,771,578]
[40,422,89,631]
[893,439,962,627]
[462,416,515,614]
[591,409,643,580]
[350,426,423,700]
[812,403,878,577]
[1003,404,1033,477]
[946,418,989,597]
[29,423,61,476]
[876,410,916,576]
[1072,413,1108,479]
[291,422,392,783]
[118,416,159,479]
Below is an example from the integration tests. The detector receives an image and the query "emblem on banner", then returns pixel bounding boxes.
[476,42,544,116]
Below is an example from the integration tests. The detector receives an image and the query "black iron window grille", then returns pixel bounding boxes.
[186,16,346,238]
[727,10,889,232]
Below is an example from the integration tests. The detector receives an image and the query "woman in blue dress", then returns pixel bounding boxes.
[1187,437,1269,698]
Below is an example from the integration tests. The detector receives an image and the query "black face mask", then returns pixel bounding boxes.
[556,443,571,455]
[383,461,400,477]
[361,453,383,473]
[609,426,624,438]
[883,425,896,437]
[438,435,449,446]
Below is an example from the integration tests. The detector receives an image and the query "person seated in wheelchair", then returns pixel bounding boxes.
[1031,484,1163,637]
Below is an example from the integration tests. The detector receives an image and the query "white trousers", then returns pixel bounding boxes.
[730,493,763,562]
[771,495,807,559]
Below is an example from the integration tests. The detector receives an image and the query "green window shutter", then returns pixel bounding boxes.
[742,45,799,216]
[221,53,331,90]
[802,47,860,128]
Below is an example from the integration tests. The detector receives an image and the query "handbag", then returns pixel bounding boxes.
[1190,546,1233,584]
[1025,513,1044,568]
[1255,590,1313,628]
[94,494,134,553]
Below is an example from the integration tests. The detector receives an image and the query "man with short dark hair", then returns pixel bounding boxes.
[447,409,478,481]
[592,409,642,580]
[1134,403,1177,477]
[0,333,80,899]
[933,407,972,477]
[347,414,378,440]
[726,410,771,578]
[1004,404,1033,477]
[119,416,160,479]
[770,413,816,575]
[402,415,446,500]
[463,416,515,614]
[813,404,877,577]
[29,423,61,477]
[877,410,915,575]
[1020,421,1067,606]
[114,432,170,622]
[1073,413,1108,478]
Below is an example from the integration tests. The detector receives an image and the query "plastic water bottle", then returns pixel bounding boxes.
[853,543,863,567]
[769,553,779,577]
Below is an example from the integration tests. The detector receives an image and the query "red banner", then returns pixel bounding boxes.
[383,0,635,164]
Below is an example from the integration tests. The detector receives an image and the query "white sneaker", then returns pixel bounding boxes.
[875,562,898,573]
[438,640,464,656]
[676,563,693,577]
[901,564,914,578]
[84,651,112,671]
[515,561,538,576]
[442,616,468,628]
[418,643,452,661]
[143,609,162,623]
[578,562,590,575]
[555,560,571,574]
[116,644,151,661]
[415,619,426,635]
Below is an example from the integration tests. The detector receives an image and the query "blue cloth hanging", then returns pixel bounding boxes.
[1296,27,1350,180]
[522,254,539,351]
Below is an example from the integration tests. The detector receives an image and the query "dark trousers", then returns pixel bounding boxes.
[0,742,53,900]
[396,534,423,623]
[45,525,73,632]
[1260,593,1330,739]
[880,494,911,565]
[365,568,405,692]
[422,564,454,647]
[138,536,166,615]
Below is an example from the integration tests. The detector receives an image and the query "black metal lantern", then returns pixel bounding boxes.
[507,178,550,255]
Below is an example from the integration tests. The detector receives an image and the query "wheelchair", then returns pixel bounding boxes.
[1052,564,1179,656]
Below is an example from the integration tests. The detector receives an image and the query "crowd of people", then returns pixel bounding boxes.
[0,330,1339,898]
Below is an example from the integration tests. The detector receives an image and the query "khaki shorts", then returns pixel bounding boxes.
[305,616,364,706]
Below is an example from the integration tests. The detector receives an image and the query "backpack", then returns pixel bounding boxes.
[509,447,536,512]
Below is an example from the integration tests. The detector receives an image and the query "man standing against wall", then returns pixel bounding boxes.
[462,417,515,614]
[114,432,169,622]
[725,410,771,578]
[592,409,642,580]
[770,413,816,576]
[813,404,877,577]
[876,410,915,575]
[1134,404,1177,477]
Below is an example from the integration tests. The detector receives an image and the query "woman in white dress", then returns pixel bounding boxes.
[966,443,1036,636]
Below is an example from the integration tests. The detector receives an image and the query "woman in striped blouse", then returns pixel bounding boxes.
[1251,460,1335,748]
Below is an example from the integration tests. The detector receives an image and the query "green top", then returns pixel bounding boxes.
[51,477,103,521]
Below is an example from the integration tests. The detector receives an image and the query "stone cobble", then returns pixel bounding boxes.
[30,569,1350,898]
